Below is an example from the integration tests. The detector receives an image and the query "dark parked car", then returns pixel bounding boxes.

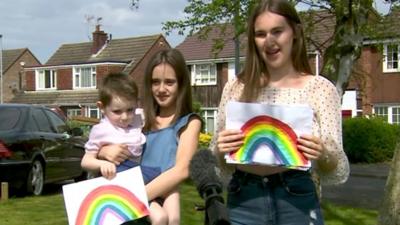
[0,104,87,195]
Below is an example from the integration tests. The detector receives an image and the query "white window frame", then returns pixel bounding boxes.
[86,106,100,119]
[201,108,218,134]
[73,66,97,89]
[35,69,57,90]
[67,108,82,118]
[383,44,399,73]
[391,107,400,125]
[373,105,400,124]
[191,63,217,86]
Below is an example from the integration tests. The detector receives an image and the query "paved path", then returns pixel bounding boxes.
[322,163,391,210]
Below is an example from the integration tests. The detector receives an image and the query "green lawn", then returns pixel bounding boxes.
[0,181,378,225]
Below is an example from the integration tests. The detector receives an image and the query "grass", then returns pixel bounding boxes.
[0,181,378,225]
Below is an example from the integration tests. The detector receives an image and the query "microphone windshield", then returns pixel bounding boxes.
[189,149,222,197]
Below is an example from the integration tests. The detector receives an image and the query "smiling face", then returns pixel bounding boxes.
[99,96,137,129]
[254,11,295,74]
[151,63,178,112]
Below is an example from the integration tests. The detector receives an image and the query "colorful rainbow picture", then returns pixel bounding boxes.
[228,115,310,169]
[75,184,149,225]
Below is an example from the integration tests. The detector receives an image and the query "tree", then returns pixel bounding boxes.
[131,0,400,222]
[378,142,400,225]
[162,0,258,73]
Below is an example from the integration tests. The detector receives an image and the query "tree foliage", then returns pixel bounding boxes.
[159,0,399,95]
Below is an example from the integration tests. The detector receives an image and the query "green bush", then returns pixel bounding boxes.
[66,120,92,138]
[343,116,400,163]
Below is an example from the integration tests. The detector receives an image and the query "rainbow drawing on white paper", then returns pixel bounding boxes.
[75,184,148,225]
[228,115,310,169]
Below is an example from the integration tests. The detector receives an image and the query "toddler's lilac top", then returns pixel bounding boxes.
[85,115,145,157]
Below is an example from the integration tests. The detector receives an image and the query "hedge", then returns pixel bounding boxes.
[343,117,400,163]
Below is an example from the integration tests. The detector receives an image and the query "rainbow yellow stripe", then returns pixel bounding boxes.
[75,185,149,225]
[229,115,309,168]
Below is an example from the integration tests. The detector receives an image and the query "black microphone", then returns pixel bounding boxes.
[189,149,230,225]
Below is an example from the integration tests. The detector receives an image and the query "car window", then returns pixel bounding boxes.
[45,109,68,134]
[32,108,54,133]
[0,108,21,130]
[25,114,40,132]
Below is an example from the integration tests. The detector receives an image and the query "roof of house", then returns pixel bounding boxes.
[45,34,165,73]
[377,5,400,40]
[11,90,99,106]
[300,10,336,53]
[176,24,246,62]
[2,48,40,73]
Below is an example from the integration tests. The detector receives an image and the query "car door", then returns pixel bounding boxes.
[43,109,84,179]
[31,107,66,182]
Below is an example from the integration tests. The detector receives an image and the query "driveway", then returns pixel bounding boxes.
[321,163,390,210]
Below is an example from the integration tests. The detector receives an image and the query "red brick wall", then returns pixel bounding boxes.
[57,68,73,90]
[368,45,400,104]
[96,65,125,88]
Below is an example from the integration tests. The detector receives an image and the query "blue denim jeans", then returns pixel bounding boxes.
[227,169,324,225]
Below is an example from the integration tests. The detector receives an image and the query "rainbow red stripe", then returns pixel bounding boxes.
[75,184,149,225]
[228,115,309,168]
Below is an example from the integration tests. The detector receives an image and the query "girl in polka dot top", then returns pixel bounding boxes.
[211,1,349,224]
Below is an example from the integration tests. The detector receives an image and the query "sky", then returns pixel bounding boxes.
[0,0,393,64]
[0,0,188,63]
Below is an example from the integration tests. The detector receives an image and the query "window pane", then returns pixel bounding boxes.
[193,64,217,85]
[207,117,214,133]
[386,45,399,70]
[374,106,388,122]
[32,108,53,132]
[75,74,79,87]
[45,110,67,133]
[201,109,217,133]
[392,107,400,124]
[81,68,91,87]
[52,71,56,88]
[0,108,21,130]
[45,70,51,88]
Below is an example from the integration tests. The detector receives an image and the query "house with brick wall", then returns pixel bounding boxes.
[304,8,400,124]
[1,48,41,103]
[361,6,400,124]
[176,25,246,133]
[11,25,170,118]
[177,8,400,133]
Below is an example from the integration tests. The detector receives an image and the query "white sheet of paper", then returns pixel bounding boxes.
[225,101,313,169]
[62,167,149,225]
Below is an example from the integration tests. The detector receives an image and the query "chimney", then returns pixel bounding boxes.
[91,25,108,54]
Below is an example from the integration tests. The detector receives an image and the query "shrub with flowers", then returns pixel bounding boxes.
[198,132,213,148]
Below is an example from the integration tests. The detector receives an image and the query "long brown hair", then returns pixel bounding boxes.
[142,49,193,132]
[238,0,312,102]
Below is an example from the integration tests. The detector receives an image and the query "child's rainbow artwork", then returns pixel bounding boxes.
[63,167,149,225]
[75,185,148,225]
[225,101,313,170]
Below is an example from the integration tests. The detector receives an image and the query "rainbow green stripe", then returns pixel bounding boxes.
[75,185,148,225]
[229,115,308,168]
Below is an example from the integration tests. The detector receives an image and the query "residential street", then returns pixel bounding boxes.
[322,163,390,210]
